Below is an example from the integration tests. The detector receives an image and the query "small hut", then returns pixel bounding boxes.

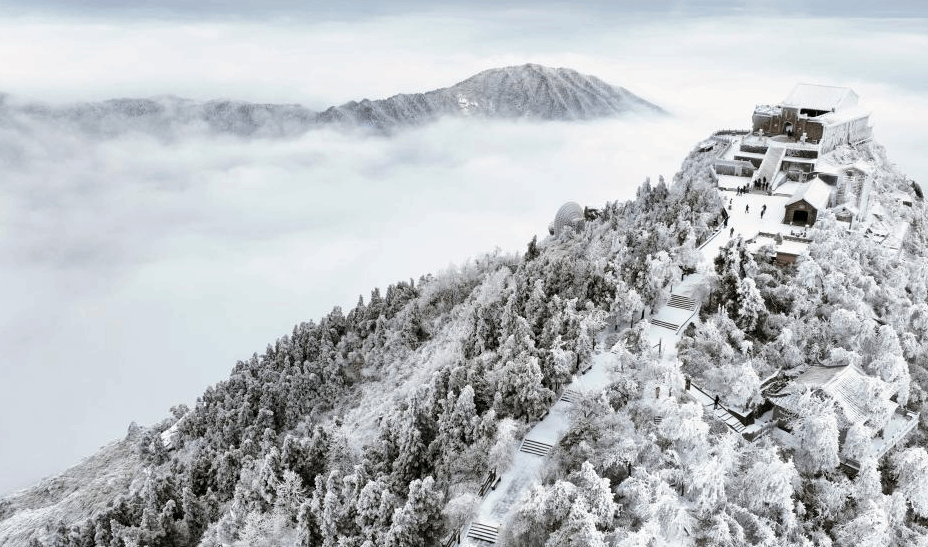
[783,177,832,226]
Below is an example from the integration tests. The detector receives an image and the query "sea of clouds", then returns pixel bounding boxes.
[0,9,926,493]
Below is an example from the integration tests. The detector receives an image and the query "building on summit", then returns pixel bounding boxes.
[752,84,873,155]
[783,176,833,225]
[708,84,883,229]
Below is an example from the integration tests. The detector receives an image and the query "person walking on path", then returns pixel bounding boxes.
[714,394,720,410]
[745,204,750,213]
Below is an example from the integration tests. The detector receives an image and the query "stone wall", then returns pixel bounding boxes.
[753,107,824,143]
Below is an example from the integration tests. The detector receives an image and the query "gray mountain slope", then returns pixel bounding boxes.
[3,64,663,137]
[0,435,141,547]
[316,63,664,128]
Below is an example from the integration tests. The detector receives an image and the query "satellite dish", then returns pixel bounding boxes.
[553,201,584,234]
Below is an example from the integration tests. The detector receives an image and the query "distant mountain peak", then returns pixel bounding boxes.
[317,64,663,129]
[2,65,664,137]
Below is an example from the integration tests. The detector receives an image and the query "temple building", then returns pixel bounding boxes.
[708,84,883,229]
[764,364,918,469]
[752,84,873,155]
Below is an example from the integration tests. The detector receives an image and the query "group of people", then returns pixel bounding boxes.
[735,176,773,195]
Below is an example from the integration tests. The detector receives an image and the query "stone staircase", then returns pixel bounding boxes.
[518,438,554,457]
[650,293,698,332]
[560,388,581,404]
[466,522,500,544]
[715,408,747,433]
[755,145,786,187]
[667,294,697,311]
[649,318,680,331]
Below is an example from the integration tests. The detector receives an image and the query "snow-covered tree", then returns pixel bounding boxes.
[545,499,609,547]
[891,447,928,518]
[572,461,617,528]
[833,499,890,547]
[735,277,765,332]
[487,417,518,472]
[689,433,739,517]
[273,470,305,525]
[494,354,555,420]
[852,457,883,503]
[741,447,798,528]
[841,422,873,463]
[611,282,644,329]
[652,481,695,545]
[385,476,444,547]
[658,400,708,457]
[792,391,840,475]
[703,362,760,409]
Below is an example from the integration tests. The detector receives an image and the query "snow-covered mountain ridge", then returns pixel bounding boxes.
[0,64,663,137]
[4,129,928,547]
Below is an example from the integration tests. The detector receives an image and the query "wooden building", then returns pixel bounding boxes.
[783,177,832,226]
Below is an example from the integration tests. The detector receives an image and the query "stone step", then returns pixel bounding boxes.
[466,522,500,544]
[650,318,679,331]
[519,438,554,457]
[716,410,745,432]
[667,294,697,311]
[560,389,581,404]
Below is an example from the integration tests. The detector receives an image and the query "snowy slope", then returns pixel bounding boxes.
[0,436,142,547]
[2,64,663,137]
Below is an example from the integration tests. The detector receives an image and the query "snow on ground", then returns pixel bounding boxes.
[0,437,142,547]
[650,305,698,328]
[461,158,822,545]
[468,345,621,531]
[868,410,919,460]
[480,451,547,522]
[721,190,794,237]
[717,174,750,191]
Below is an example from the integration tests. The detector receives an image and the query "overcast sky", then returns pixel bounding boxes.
[0,3,926,495]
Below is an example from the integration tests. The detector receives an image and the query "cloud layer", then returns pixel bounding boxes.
[1,11,927,494]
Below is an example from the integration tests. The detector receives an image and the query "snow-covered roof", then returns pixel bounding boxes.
[754,104,782,116]
[771,364,896,427]
[745,235,809,257]
[848,161,874,174]
[777,240,810,256]
[782,84,858,112]
[786,177,832,211]
[831,202,859,215]
[817,105,871,126]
